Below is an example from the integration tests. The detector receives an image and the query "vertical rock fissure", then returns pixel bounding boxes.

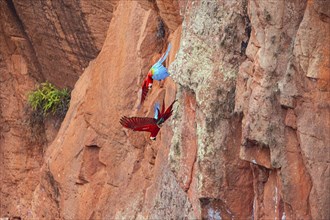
[56,0,99,62]
[6,0,44,82]
[185,154,197,193]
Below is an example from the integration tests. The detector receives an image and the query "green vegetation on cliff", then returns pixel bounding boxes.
[28,82,70,119]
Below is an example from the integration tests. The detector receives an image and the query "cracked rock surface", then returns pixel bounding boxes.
[1,0,329,219]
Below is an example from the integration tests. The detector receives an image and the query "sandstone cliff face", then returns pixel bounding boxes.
[0,2,43,218]
[169,1,254,218]
[0,0,115,219]
[1,0,329,219]
[30,1,189,218]
[236,0,329,219]
[11,0,117,88]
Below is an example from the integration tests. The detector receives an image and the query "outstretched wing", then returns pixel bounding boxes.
[159,100,177,123]
[120,116,160,139]
[120,116,157,132]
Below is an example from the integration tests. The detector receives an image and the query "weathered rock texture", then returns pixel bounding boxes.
[1,0,329,219]
[0,0,115,219]
[169,1,254,218]
[0,2,44,219]
[11,0,117,88]
[29,1,193,218]
[236,0,329,219]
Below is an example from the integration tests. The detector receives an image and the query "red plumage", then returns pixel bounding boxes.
[161,99,176,121]
[120,116,160,139]
[140,76,153,105]
[120,100,176,140]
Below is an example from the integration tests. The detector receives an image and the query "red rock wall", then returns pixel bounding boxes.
[0,0,115,219]
[1,0,329,219]
[11,0,117,88]
[236,0,329,219]
[0,1,45,218]
[30,1,191,218]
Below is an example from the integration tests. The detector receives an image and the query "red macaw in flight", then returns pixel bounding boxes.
[140,43,172,105]
[120,99,176,140]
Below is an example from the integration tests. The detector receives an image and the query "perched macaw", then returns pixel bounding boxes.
[120,99,176,140]
[140,44,172,105]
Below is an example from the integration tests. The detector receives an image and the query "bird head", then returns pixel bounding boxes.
[145,75,153,89]
[142,76,153,90]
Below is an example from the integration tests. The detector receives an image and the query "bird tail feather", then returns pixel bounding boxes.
[157,43,172,64]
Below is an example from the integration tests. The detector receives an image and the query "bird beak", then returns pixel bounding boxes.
[148,83,153,89]
[150,136,156,141]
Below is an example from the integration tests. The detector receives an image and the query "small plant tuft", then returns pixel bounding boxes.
[28,82,71,119]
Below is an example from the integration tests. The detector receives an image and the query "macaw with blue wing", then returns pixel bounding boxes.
[120,99,176,140]
[140,44,172,105]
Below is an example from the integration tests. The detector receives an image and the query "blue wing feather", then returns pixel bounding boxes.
[154,102,160,119]
[157,43,172,64]
[151,43,171,81]
[152,64,170,80]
